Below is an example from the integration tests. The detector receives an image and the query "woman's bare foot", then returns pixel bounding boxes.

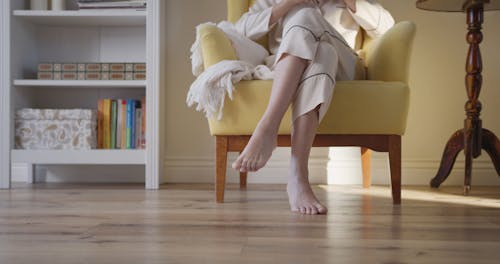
[287,171,327,215]
[232,125,278,172]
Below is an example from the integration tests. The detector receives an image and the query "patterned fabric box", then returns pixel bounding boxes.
[15,109,97,150]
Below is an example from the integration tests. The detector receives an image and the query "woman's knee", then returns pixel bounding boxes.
[282,5,325,29]
[317,41,338,58]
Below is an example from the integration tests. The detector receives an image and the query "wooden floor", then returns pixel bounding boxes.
[0,183,499,264]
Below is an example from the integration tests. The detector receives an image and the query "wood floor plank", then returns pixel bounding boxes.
[0,183,499,264]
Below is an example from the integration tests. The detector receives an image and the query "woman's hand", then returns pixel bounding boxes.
[343,0,357,13]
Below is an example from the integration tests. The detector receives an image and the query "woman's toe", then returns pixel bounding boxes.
[316,204,327,214]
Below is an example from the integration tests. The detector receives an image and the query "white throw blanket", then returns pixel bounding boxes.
[187,22,274,120]
[187,60,273,120]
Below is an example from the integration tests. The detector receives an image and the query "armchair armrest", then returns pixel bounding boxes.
[199,24,238,69]
[363,21,416,83]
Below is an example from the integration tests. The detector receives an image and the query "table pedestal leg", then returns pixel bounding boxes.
[430,3,500,194]
[482,129,500,176]
[431,128,500,192]
[430,130,463,188]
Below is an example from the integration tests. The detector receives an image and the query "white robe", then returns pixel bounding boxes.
[234,0,395,53]
[233,0,395,122]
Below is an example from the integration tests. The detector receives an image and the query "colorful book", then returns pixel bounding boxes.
[126,99,133,149]
[140,96,146,149]
[116,99,122,149]
[131,100,139,149]
[110,100,117,149]
[135,108,142,149]
[97,99,104,149]
[102,99,111,149]
[120,99,127,149]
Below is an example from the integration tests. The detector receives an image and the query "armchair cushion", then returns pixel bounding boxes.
[208,80,409,136]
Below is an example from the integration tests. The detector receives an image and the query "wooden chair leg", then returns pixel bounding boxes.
[216,136,228,203]
[388,135,402,204]
[239,151,247,189]
[361,147,372,188]
[240,172,247,189]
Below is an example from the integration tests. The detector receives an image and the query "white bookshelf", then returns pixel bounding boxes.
[12,10,147,26]
[0,1,167,189]
[14,79,146,88]
[11,150,146,164]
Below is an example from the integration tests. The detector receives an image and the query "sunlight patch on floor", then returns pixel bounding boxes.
[318,185,500,208]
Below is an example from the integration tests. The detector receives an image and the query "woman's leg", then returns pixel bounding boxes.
[232,6,326,173]
[286,40,342,215]
[288,106,327,215]
[232,53,308,172]
[233,5,358,214]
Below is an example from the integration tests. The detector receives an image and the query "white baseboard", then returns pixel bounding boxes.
[164,150,500,186]
[11,163,145,183]
[11,150,499,186]
[11,164,28,182]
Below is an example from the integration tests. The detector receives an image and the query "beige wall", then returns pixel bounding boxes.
[164,0,500,185]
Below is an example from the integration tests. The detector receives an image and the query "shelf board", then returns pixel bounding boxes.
[14,79,146,88]
[13,10,147,26]
[11,149,146,165]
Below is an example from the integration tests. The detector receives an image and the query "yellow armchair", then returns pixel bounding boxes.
[200,0,416,204]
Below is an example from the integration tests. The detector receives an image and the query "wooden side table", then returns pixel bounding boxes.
[416,0,500,194]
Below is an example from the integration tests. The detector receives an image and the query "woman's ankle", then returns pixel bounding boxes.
[255,118,280,135]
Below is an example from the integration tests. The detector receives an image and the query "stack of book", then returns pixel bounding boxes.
[37,62,146,80]
[97,97,145,149]
[77,0,147,9]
